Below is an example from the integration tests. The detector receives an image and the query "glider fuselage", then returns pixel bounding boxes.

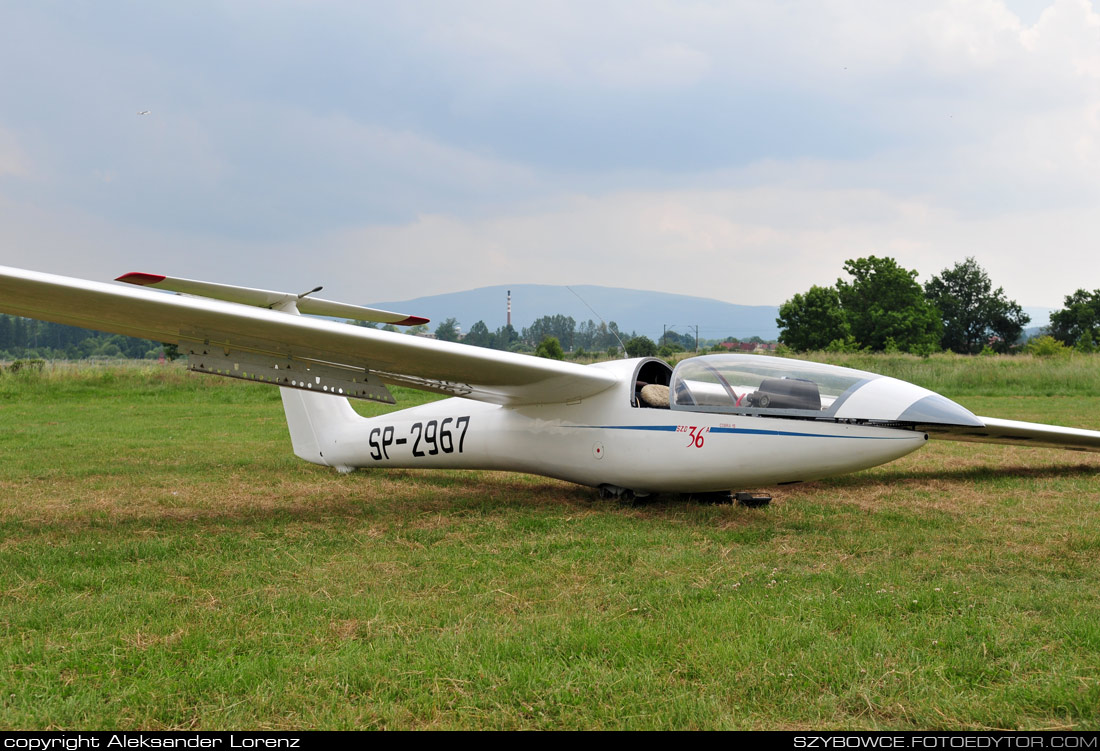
[298,359,929,495]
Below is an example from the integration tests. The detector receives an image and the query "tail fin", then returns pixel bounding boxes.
[280,388,365,470]
[248,296,370,471]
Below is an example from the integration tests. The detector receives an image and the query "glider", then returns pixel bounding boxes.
[2,265,1099,504]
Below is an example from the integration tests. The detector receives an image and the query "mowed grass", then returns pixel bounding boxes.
[2,358,1100,730]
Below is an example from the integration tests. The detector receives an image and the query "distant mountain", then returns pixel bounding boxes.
[370,284,782,341]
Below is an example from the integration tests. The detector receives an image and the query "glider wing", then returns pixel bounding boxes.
[0,265,616,406]
[927,416,1100,453]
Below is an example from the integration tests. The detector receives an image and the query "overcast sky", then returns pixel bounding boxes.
[1,0,1097,308]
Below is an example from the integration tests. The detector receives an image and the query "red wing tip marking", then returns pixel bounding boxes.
[396,316,431,326]
[115,272,166,286]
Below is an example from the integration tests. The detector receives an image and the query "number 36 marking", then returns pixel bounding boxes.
[686,426,708,448]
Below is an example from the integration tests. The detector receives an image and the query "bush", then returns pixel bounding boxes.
[826,336,863,353]
[624,336,658,358]
[8,359,45,375]
[535,336,565,360]
[1026,335,1070,357]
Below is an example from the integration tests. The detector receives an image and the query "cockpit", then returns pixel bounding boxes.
[648,354,983,427]
[670,355,868,417]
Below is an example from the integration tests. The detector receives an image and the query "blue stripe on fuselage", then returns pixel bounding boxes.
[572,425,915,440]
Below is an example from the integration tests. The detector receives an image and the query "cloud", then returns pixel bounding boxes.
[312,184,1098,308]
[1,0,1098,315]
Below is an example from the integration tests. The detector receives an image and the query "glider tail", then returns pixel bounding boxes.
[260,296,368,471]
[279,387,364,469]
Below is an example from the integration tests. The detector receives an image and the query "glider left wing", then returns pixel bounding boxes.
[0,265,617,406]
[928,416,1100,453]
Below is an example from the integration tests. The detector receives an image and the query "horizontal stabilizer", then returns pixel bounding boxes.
[116,272,428,326]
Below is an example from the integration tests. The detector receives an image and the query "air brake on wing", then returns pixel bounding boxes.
[182,338,396,403]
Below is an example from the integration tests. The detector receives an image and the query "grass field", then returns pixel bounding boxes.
[2,356,1100,730]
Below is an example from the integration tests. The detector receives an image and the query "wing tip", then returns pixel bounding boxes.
[116,272,166,286]
[396,316,431,326]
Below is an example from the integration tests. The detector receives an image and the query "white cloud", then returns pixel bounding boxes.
[312,184,1098,308]
[2,0,1099,317]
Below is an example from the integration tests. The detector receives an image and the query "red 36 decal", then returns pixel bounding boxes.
[682,425,709,448]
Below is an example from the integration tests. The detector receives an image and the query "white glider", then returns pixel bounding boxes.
[2,265,1098,502]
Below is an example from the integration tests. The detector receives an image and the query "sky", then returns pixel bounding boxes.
[0,0,1097,309]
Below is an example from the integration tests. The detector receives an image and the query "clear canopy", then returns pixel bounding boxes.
[669,355,878,415]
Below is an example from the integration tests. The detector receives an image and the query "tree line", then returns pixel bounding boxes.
[0,315,164,361]
[432,315,758,360]
[433,315,634,358]
[775,256,1099,355]
[2,309,772,364]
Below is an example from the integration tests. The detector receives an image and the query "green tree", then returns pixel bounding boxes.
[836,256,941,353]
[624,335,657,358]
[776,285,849,352]
[1049,289,1100,346]
[535,336,565,360]
[659,330,694,351]
[924,257,1029,353]
[434,318,461,342]
[523,315,576,350]
[465,320,492,348]
[492,324,519,351]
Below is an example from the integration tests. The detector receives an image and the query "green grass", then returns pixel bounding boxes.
[2,358,1100,729]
